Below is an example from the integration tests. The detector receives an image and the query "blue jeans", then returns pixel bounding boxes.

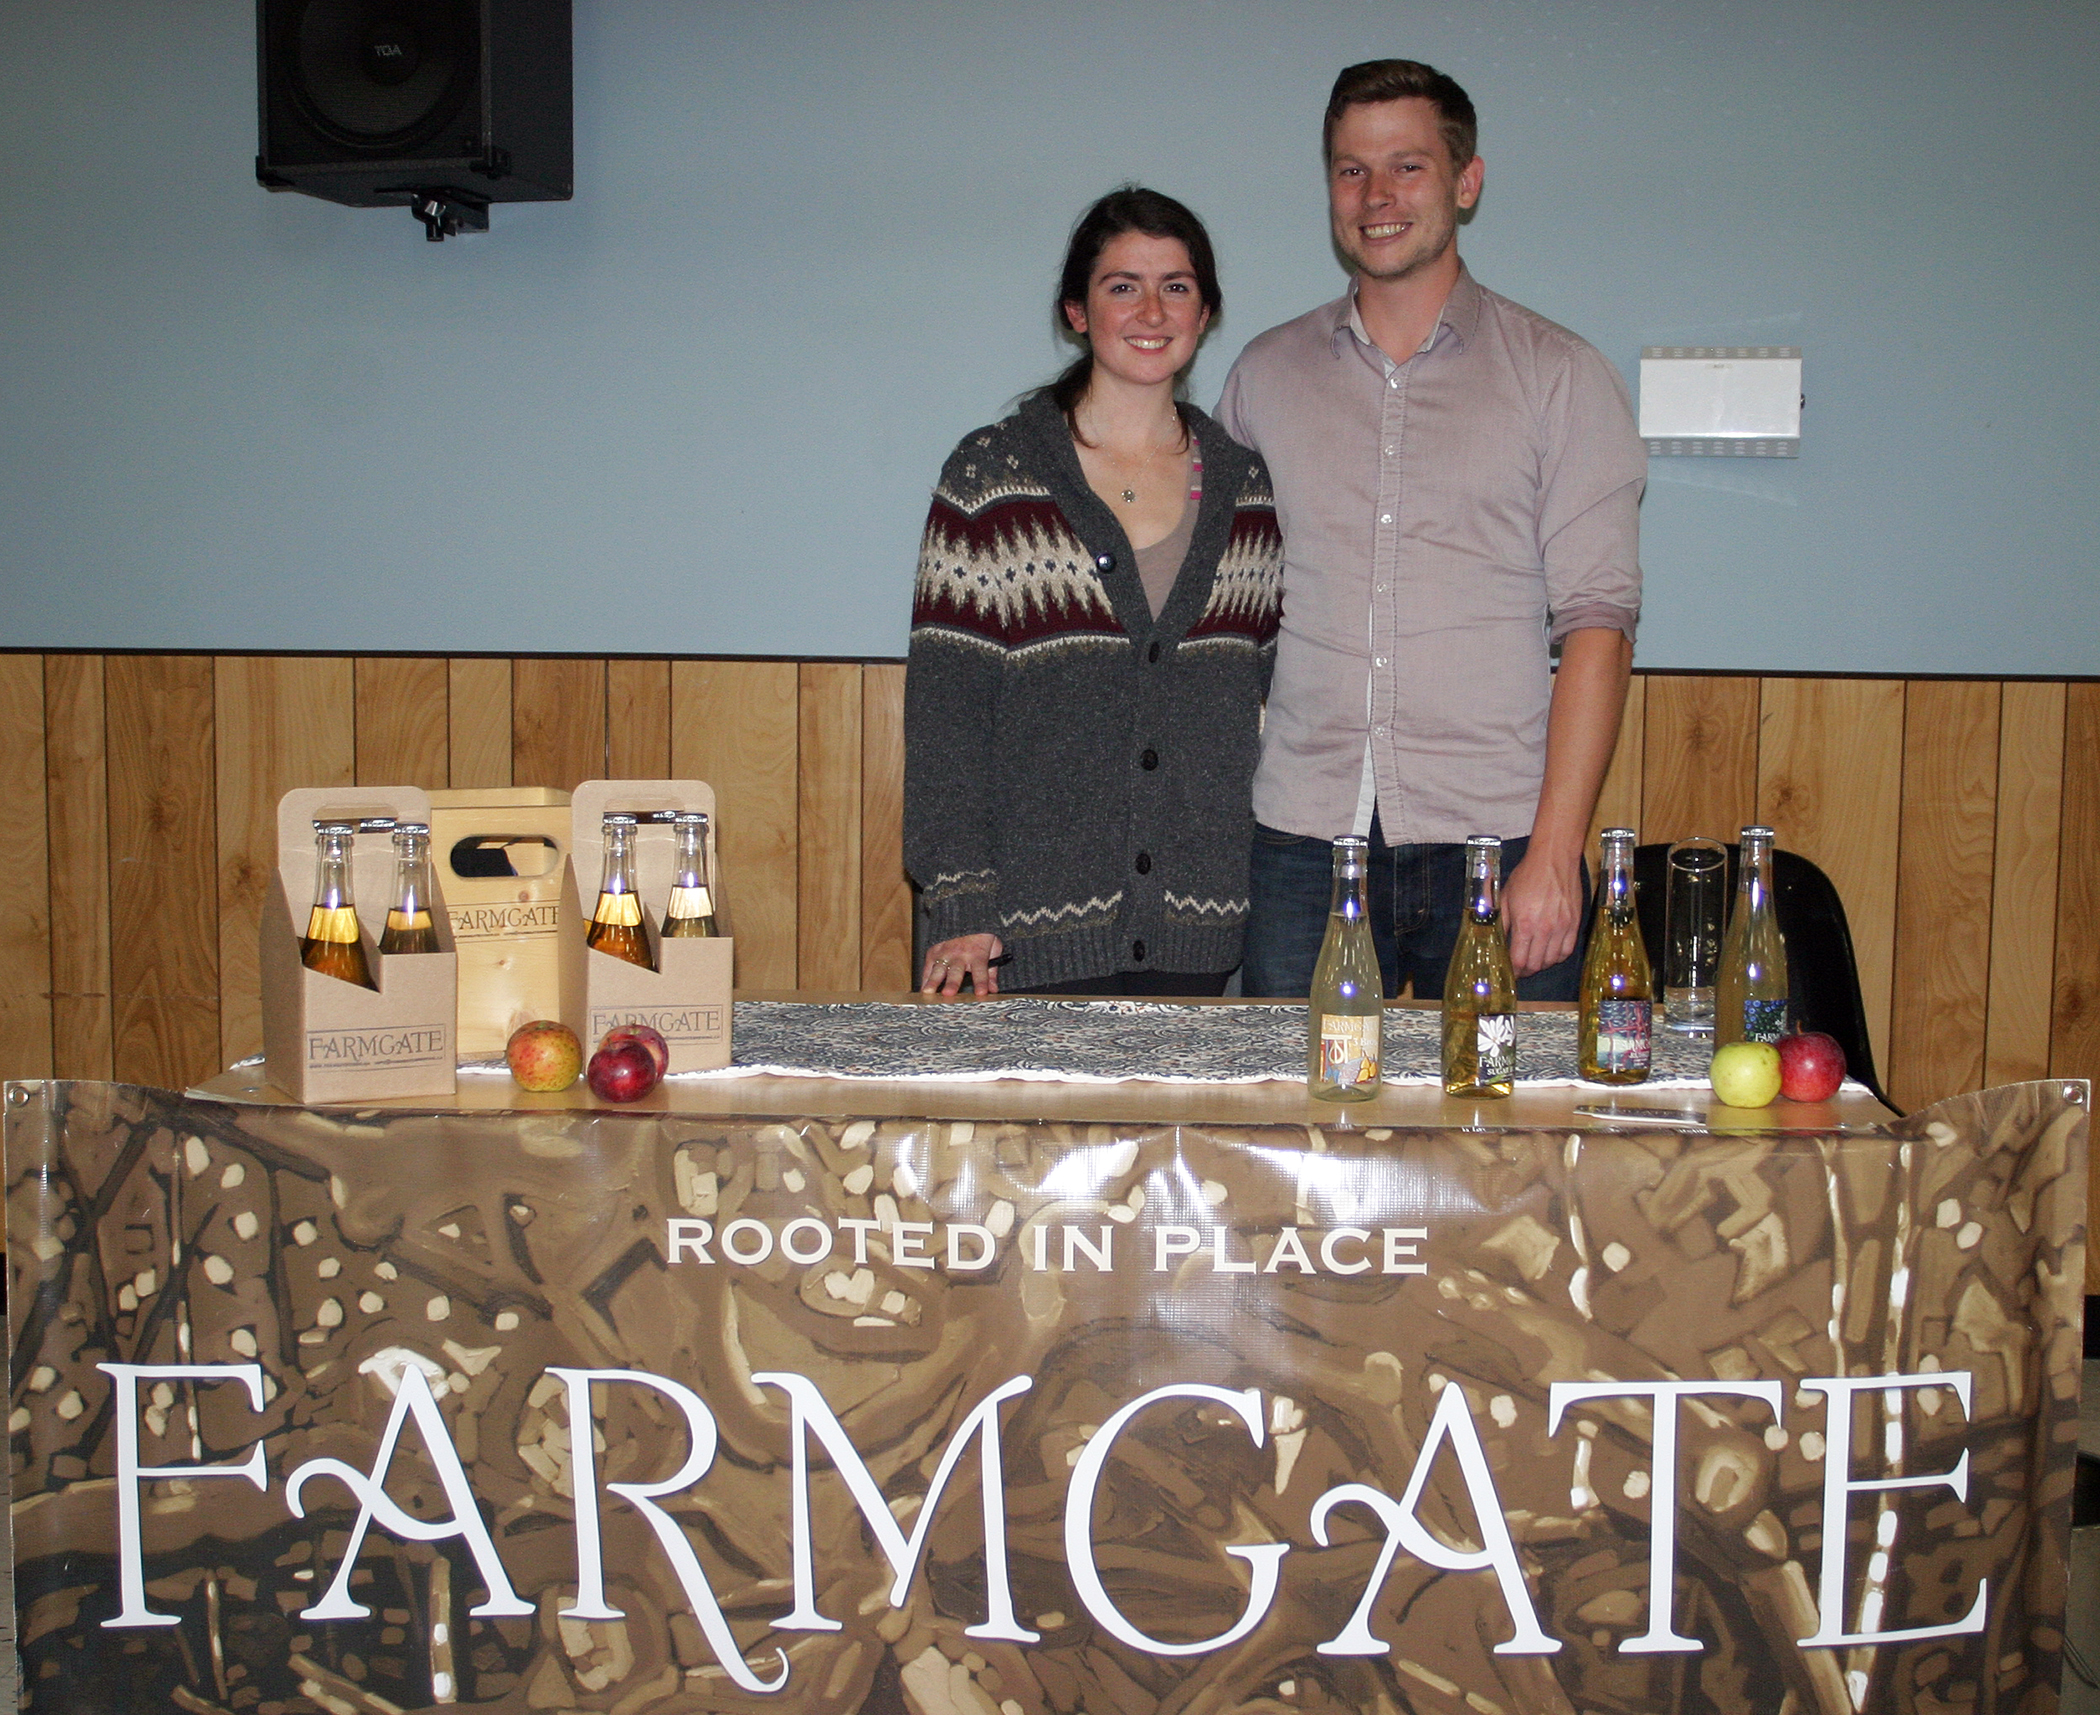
[1243,816,1586,1001]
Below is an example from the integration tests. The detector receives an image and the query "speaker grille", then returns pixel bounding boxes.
[287,0,478,152]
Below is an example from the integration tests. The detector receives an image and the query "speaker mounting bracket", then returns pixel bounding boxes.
[406,190,489,242]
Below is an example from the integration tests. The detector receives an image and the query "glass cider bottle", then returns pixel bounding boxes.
[302,820,376,988]
[1578,827,1652,1083]
[377,822,441,955]
[1307,836,1382,1100]
[661,811,718,938]
[1442,836,1516,1097]
[586,813,654,969]
[1716,825,1789,1044]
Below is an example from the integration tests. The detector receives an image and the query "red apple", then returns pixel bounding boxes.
[506,1021,581,1092]
[603,1022,669,1079]
[588,1035,662,1103]
[1777,1030,1846,1102]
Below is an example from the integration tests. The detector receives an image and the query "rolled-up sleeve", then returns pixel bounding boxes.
[1539,344,1645,645]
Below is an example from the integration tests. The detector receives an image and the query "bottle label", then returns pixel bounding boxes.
[1742,997,1788,1044]
[1594,998,1652,1072]
[1476,1014,1516,1083]
[1319,1015,1380,1088]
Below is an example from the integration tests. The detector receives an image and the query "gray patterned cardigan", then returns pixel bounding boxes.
[904,392,1284,989]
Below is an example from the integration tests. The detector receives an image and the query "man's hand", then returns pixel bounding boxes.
[1501,849,1583,977]
[920,933,1004,996]
[1506,626,1633,978]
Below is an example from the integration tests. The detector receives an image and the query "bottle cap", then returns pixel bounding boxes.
[314,820,357,836]
[394,821,430,836]
[673,811,708,826]
[1740,825,1776,840]
[602,812,640,827]
[1465,834,1502,850]
[1601,827,1635,842]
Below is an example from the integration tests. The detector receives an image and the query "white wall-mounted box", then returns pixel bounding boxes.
[1639,346,1801,457]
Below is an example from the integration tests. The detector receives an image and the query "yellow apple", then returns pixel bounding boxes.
[1709,1040,1782,1107]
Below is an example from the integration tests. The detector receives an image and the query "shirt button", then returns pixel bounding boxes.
[1132,940,1147,961]
[1375,657,1388,668]
[1135,853,1152,875]
[1147,642,1161,663]
[1385,446,1395,455]
[1095,553,1115,572]
[1376,582,1388,593]
[1141,749,1159,770]
[1380,514,1392,524]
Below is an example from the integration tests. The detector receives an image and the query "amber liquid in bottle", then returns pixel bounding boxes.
[377,822,442,955]
[1578,827,1652,1083]
[1442,836,1516,1098]
[587,813,654,969]
[1307,836,1382,1101]
[660,811,718,938]
[302,821,376,988]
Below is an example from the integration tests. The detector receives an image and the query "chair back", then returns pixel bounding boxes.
[1631,842,1892,1110]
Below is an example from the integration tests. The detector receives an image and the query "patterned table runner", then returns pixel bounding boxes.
[683,998,1722,1086]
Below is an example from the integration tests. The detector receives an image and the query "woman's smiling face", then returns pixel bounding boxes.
[1063,231,1210,389]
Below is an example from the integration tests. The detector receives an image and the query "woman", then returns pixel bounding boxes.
[905,187,1283,996]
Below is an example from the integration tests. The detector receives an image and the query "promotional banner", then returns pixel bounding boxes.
[5,1079,2087,1714]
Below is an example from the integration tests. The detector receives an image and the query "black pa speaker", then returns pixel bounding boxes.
[257,0,571,239]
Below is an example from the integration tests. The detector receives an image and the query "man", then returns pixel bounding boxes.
[1218,58,1643,1001]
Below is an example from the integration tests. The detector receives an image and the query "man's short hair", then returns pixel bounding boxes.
[1323,59,1477,169]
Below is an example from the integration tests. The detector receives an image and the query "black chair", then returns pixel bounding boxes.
[1632,842,1895,1112]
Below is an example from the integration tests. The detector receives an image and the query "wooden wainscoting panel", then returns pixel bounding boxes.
[1985,682,2065,1087]
[860,664,913,991]
[513,658,607,791]
[107,656,220,1089]
[2052,682,2100,1088]
[355,657,449,787]
[797,664,864,990]
[608,659,672,778]
[1888,681,1999,1111]
[1588,674,1645,856]
[1639,675,1759,846]
[1757,678,1906,1083]
[45,655,111,1079]
[0,655,51,1080]
[670,660,799,988]
[214,657,357,1069]
[448,658,513,788]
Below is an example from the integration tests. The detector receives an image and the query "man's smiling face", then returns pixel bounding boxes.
[1327,97,1484,285]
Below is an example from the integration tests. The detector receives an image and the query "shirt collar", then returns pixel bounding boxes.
[1328,262,1481,363]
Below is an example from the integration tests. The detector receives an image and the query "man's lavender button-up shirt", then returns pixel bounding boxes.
[1216,267,1644,846]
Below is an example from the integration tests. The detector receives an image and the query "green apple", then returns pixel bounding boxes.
[1709,1041,1782,1108]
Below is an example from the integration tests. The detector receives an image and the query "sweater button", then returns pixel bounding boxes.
[1135,852,1152,874]
[1141,749,1159,770]
[1096,553,1115,572]
[1131,940,1146,962]
[1147,641,1161,663]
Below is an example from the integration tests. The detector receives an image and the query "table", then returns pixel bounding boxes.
[6,1001,2085,1715]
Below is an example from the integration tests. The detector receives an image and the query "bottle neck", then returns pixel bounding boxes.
[1466,849,1501,923]
[1600,837,1635,918]
[392,834,431,915]
[1739,837,1774,915]
[599,829,639,897]
[672,826,710,889]
[312,835,356,910]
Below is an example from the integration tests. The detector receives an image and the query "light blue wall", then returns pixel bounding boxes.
[2,0,2094,671]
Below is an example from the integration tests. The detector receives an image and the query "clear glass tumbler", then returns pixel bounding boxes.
[1664,837,1728,1035]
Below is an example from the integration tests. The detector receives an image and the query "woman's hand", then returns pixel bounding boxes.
[921,934,1004,997]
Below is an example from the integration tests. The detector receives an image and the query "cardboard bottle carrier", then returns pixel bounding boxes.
[560,779,734,1073]
[426,786,570,1058]
[261,786,458,1103]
